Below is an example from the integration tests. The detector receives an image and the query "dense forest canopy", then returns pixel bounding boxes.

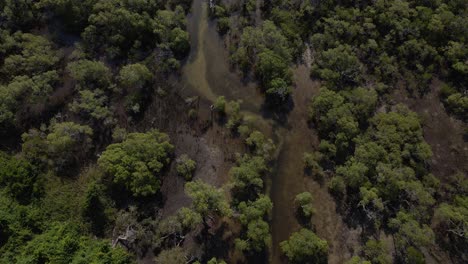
[0,0,467,264]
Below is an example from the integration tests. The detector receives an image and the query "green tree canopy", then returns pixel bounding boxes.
[98,130,173,197]
[185,180,231,219]
[280,228,328,264]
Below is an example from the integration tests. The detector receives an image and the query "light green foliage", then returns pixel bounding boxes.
[70,89,114,124]
[246,130,276,161]
[176,154,196,181]
[177,207,202,231]
[154,247,186,264]
[235,219,271,252]
[237,195,272,225]
[389,211,434,251]
[0,72,59,126]
[328,176,345,196]
[233,20,291,70]
[185,180,231,219]
[14,222,134,264]
[256,49,292,99]
[445,93,468,120]
[309,88,364,153]
[358,187,384,225]
[0,32,60,127]
[213,96,226,113]
[118,63,153,92]
[230,155,267,191]
[349,256,373,264]
[303,151,324,177]
[207,258,227,264]
[2,33,59,78]
[362,239,391,264]
[280,228,328,264]
[169,27,190,58]
[294,192,314,218]
[67,60,112,91]
[435,195,468,240]
[226,100,243,130]
[345,256,372,264]
[46,121,93,170]
[98,130,173,197]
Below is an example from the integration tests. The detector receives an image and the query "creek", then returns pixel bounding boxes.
[180,0,337,263]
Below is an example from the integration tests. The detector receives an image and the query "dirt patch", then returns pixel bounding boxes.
[391,79,468,180]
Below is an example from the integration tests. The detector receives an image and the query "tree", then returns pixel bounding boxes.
[1,33,59,78]
[0,153,42,203]
[294,192,315,218]
[154,247,186,264]
[245,131,276,161]
[169,27,190,58]
[303,152,324,177]
[46,121,93,172]
[311,44,362,87]
[118,63,153,92]
[213,96,226,113]
[67,60,112,91]
[362,239,391,264]
[434,196,467,241]
[98,130,173,197]
[389,211,434,253]
[176,154,196,181]
[185,180,231,220]
[235,219,271,252]
[176,207,202,231]
[237,195,272,225]
[256,49,292,100]
[280,228,328,264]
[70,89,114,125]
[14,222,134,264]
[230,155,267,192]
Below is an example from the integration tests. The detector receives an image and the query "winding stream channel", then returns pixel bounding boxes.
[179,0,356,263]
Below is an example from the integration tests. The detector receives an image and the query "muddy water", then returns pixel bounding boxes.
[181,0,357,263]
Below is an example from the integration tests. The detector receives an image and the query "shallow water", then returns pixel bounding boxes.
[180,1,325,263]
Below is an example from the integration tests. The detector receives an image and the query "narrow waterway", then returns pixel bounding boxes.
[180,0,358,263]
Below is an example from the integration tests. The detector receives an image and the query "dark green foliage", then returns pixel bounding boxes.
[0,153,42,204]
[82,1,189,61]
[311,44,363,87]
[280,228,328,264]
[231,20,293,101]
[98,130,173,197]
[37,0,95,33]
[67,60,112,91]
[14,222,134,264]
